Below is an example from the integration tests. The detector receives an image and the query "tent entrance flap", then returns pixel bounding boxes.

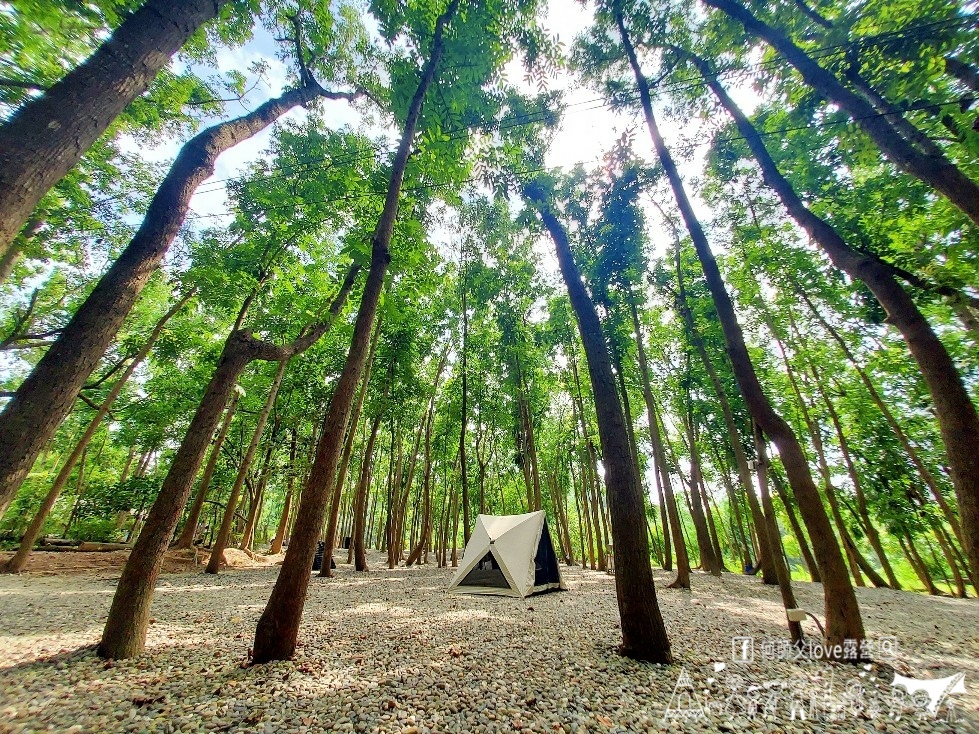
[458,551,510,589]
[534,520,561,587]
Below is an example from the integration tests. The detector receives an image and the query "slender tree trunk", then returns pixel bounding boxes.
[0,0,230,255]
[174,392,239,550]
[681,407,720,576]
[628,301,680,575]
[0,216,42,284]
[771,319,886,588]
[353,412,384,572]
[692,51,979,582]
[251,0,459,662]
[810,362,901,588]
[899,534,941,595]
[617,11,863,654]
[459,249,471,542]
[671,266,774,581]
[2,290,194,573]
[270,428,299,555]
[405,350,449,566]
[798,288,967,550]
[770,469,821,582]
[0,80,338,518]
[206,359,286,573]
[754,423,803,643]
[321,321,380,577]
[570,459,589,569]
[239,428,278,551]
[526,185,673,663]
[61,447,88,536]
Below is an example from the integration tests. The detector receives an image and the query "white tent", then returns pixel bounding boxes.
[448,511,566,598]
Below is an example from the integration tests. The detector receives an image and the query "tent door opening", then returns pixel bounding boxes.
[458,550,510,588]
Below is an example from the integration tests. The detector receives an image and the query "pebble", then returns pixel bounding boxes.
[0,551,976,733]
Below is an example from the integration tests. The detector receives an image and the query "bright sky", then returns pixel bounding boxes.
[121,0,752,237]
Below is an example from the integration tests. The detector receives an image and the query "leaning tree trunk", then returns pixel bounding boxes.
[526,185,673,664]
[673,252,775,581]
[700,0,979,226]
[405,350,449,566]
[173,391,240,549]
[269,428,299,555]
[353,411,385,572]
[1,289,194,574]
[754,423,804,643]
[97,269,357,659]
[206,360,287,573]
[0,0,229,255]
[681,407,720,576]
[693,50,979,585]
[617,12,863,655]
[251,0,459,664]
[98,344,252,658]
[320,322,380,577]
[628,301,684,578]
[0,80,337,519]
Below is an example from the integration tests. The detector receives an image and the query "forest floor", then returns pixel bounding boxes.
[0,551,976,734]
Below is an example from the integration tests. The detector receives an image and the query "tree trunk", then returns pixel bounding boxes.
[2,290,193,573]
[101,266,356,650]
[0,80,335,518]
[810,361,901,589]
[206,359,286,573]
[353,412,384,571]
[754,423,804,643]
[239,428,278,551]
[98,345,251,658]
[672,256,775,582]
[770,469,821,582]
[526,185,673,664]
[628,301,682,576]
[701,0,979,226]
[459,249,471,542]
[251,0,459,663]
[771,317,887,589]
[617,12,863,654]
[694,51,979,584]
[405,349,449,566]
[681,407,720,576]
[173,391,240,549]
[0,216,42,284]
[0,0,229,255]
[321,321,380,577]
[270,428,299,555]
[899,534,941,594]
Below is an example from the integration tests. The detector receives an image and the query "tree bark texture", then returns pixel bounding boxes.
[0,82,332,518]
[0,0,228,254]
[250,0,459,664]
[528,189,673,664]
[617,12,864,653]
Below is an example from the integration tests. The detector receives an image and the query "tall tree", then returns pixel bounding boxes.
[525,178,673,663]
[0,0,239,253]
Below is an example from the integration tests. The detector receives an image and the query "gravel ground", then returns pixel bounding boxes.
[0,552,976,733]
